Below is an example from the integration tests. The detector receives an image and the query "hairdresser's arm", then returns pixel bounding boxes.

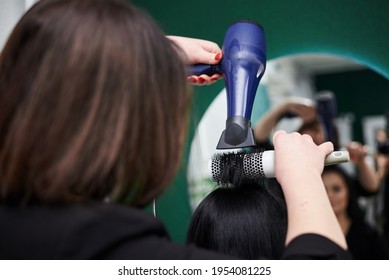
[254,98,317,143]
[347,141,380,192]
[273,130,347,250]
[167,36,222,85]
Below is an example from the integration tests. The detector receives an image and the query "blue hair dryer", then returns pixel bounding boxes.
[191,21,266,149]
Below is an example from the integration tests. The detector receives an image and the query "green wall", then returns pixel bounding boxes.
[130,0,389,242]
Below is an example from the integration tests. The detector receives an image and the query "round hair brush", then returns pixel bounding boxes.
[209,150,350,183]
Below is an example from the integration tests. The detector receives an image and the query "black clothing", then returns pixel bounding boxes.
[0,203,350,259]
[347,221,389,259]
[283,234,350,260]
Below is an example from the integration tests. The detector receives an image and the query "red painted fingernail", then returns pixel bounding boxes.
[214,52,222,61]
[198,77,206,83]
[210,77,219,81]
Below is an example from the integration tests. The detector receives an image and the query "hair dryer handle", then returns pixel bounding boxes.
[189,64,221,76]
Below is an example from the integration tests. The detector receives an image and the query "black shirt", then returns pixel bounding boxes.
[347,221,389,259]
[0,203,350,259]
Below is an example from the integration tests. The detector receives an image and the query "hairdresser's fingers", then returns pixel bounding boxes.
[167,36,222,65]
[187,74,222,86]
[168,36,222,85]
[209,73,223,82]
[319,141,334,156]
[302,133,314,143]
[189,48,221,65]
[272,130,287,144]
[191,38,222,64]
[199,40,222,55]
[194,42,222,65]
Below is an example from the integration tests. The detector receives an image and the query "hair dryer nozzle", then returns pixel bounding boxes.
[216,116,256,149]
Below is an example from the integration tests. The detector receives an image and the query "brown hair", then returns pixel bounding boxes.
[0,0,191,206]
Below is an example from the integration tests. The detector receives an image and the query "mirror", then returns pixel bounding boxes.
[187,53,389,211]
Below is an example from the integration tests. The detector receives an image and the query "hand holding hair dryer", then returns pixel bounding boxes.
[191,21,266,149]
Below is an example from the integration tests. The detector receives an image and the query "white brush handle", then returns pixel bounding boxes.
[324,151,350,165]
[209,150,350,180]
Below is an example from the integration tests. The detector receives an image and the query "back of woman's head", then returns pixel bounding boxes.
[187,180,287,259]
[0,0,191,206]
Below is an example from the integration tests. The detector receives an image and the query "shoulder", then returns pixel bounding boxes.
[60,203,232,260]
[56,203,167,258]
[0,203,235,259]
[67,203,166,233]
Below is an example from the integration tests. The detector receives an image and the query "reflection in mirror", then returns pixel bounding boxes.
[187,53,386,211]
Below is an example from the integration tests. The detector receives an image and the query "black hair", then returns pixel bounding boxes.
[187,149,287,259]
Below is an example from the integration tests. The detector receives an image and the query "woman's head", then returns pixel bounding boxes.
[0,0,191,206]
[187,180,287,259]
[322,167,349,216]
[322,165,363,221]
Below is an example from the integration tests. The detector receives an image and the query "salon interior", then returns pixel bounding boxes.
[2,0,389,246]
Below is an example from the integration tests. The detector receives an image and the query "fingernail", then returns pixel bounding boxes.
[214,52,222,61]
[210,77,219,81]
[198,77,206,83]
[187,77,197,83]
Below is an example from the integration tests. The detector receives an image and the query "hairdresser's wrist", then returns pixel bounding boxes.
[279,171,323,198]
[282,175,347,250]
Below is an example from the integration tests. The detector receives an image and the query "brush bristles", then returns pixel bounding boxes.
[210,149,265,185]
